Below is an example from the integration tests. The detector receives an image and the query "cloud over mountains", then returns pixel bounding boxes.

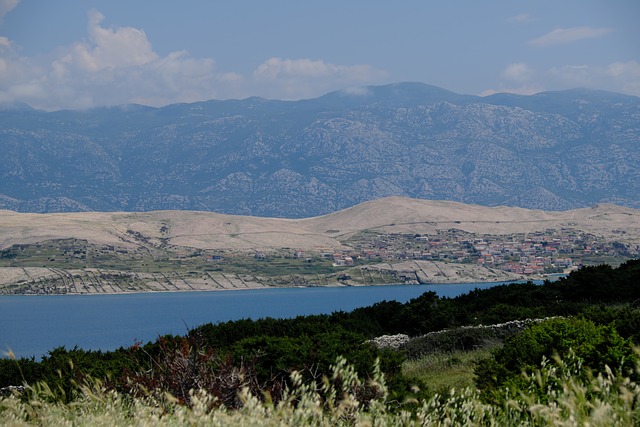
[0,4,638,110]
[528,26,612,47]
[1,82,638,216]
[0,10,388,110]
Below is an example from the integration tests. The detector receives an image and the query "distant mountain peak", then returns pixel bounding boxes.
[318,82,474,107]
[0,82,638,216]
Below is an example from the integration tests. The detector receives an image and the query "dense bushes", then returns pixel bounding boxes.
[0,346,136,402]
[400,319,546,359]
[187,260,640,349]
[4,351,640,426]
[474,317,637,401]
[2,259,640,411]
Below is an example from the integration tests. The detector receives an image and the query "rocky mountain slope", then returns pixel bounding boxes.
[1,83,639,217]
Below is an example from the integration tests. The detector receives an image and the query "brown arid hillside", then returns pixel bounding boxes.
[2,196,640,251]
[307,197,640,242]
[1,197,639,294]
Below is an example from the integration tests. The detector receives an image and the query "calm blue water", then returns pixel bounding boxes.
[0,282,508,359]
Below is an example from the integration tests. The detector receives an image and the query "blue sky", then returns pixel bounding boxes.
[1,0,638,110]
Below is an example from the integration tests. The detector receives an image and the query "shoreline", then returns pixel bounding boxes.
[0,260,539,296]
[0,280,547,360]
[0,276,547,298]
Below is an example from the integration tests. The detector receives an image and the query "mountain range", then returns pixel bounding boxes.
[1,82,639,217]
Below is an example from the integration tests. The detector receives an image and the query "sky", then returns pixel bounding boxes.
[0,0,638,111]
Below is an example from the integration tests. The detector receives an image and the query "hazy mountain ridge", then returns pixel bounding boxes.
[1,83,639,217]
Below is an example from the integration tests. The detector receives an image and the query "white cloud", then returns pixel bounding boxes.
[251,57,388,100]
[545,62,640,96]
[507,13,535,24]
[480,84,543,97]
[481,63,543,96]
[74,9,158,72]
[254,57,385,82]
[0,11,388,110]
[0,10,221,109]
[607,61,640,78]
[502,63,534,83]
[254,58,335,79]
[340,86,373,96]
[606,61,640,95]
[528,26,612,47]
[0,0,19,19]
[548,64,594,86]
[483,61,640,98]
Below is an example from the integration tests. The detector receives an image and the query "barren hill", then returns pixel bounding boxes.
[1,198,639,295]
[1,197,639,252]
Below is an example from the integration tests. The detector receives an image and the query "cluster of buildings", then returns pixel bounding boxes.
[199,227,637,279]
[332,228,638,275]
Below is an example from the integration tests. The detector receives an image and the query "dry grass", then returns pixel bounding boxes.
[2,351,640,426]
[2,197,640,252]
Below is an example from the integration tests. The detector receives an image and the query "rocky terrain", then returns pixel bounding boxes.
[1,83,639,217]
[1,197,639,294]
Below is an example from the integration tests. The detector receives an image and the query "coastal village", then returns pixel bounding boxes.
[319,227,639,276]
[2,215,639,295]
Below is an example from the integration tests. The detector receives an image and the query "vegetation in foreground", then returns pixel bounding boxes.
[2,350,640,426]
[2,259,640,425]
[402,346,498,394]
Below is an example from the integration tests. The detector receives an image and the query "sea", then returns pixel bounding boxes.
[1,281,515,359]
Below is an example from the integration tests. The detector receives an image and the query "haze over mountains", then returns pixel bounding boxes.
[1,83,639,217]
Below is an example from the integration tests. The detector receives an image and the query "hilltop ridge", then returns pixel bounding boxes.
[1,83,639,217]
[1,197,639,295]
[1,197,639,252]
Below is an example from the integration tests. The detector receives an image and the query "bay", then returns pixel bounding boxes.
[1,282,509,359]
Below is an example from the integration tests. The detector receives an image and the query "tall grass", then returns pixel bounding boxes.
[2,352,640,426]
[402,346,497,394]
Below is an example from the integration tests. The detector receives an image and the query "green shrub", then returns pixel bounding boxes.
[4,352,640,426]
[0,354,42,389]
[475,317,637,400]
